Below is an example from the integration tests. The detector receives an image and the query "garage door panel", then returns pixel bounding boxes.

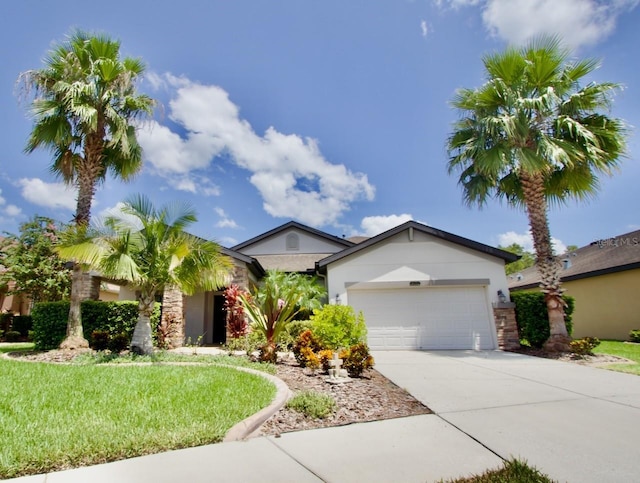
[348,287,495,350]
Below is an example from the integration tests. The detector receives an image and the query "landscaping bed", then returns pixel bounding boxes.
[259,354,431,436]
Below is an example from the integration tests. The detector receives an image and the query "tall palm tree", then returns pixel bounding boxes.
[447,36,627,351]
[19,31,155,349]
[58,194,233,355]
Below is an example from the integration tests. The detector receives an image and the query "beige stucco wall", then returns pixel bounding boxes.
[564,269,640,340]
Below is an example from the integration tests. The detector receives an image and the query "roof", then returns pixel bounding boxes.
[317,220,519,271]
[509,229,640,290]
[220,247,265,278]
[251,254,333,273]
[231,220,354,251]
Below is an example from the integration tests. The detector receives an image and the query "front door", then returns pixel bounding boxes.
[212,295,226,345]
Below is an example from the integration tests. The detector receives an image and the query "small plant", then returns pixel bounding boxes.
[318,349,334,372]
[155,315,180,350]
[570,337,601,356]
[90,330,110,351]
[629,330,640,343]
[224,284,248,339]
[185,334,205,355]
[292,329,325,367]
[286,390,336,419]
[340,343,374,377]
[299,346,321,371]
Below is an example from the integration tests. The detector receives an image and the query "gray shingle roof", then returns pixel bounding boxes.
[509,229,640,290]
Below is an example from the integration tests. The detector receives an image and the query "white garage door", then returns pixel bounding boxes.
[348,286,495,350]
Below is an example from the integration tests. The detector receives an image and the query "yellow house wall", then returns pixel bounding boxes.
[564,269,640,340]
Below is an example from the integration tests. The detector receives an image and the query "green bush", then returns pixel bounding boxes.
[108,332,130,353]
[340,343,374,377]
[4,330,21,342]
[310,305,367,350]
[12,315,33,336]
[0,313,13,333]
[286,390,336,419]
[31,301,69,350]
[629,330,640,343]
[570,337,600,356]
[511,292,574,348]
[31,300,161,350]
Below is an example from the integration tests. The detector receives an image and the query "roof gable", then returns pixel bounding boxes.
[318,220,519,270]
[231,221,354,254]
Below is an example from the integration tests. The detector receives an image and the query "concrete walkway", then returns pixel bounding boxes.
[373,350,640,483]
[8,350,640,482]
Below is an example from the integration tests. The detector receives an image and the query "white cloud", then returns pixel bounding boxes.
[360,214,414,237]
[215,207,239,229]
[139,74,375,227]
[437,0,638,49]
[17,178,76,211]
[420,20,429,37]
[498,230,567,255]
[0,190,5,206]
[3,205,22,217]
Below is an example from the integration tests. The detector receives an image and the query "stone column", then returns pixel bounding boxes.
[493,302,520,351]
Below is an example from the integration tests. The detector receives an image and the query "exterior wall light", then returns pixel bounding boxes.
[497,290,507,303]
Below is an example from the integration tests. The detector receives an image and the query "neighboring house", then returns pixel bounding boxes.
[160,220,519,351]
[509,230,640,340]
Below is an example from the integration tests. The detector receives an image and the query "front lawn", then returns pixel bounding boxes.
[0,349,276,479]
[593,340,640,375]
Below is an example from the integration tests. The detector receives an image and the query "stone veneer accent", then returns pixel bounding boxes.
[493,303,520,350]
[79,272,101,300]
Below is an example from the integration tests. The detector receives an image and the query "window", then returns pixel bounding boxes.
[286,233,299,251]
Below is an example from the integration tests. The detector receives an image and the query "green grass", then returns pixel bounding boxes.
[287,390,336,419]
[593,340,640,375]
[0,351,276,479]
[0,342,34,353]
[443,459,554,482]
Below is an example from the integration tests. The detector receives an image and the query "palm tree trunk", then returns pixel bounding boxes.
[59,263,89,350]
[160,285,185,349]
[131,292,156,355]
[520,171,570,352]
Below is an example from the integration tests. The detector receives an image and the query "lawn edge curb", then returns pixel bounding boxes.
[222,366,292,442]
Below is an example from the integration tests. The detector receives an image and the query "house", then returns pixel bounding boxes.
[169,220,520,351]
[509,229,640,340]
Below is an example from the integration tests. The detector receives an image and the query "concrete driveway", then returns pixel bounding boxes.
[373,350,640,483]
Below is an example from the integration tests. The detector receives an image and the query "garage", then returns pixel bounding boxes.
[347,286,496,350]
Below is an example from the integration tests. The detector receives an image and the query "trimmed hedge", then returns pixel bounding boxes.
[31,300,161,350]
[511,292,575,348]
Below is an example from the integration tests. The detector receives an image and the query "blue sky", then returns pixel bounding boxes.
[1,0,638,252]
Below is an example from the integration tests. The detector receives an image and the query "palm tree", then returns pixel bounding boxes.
[240,270,326,362]
[58,194,233,355]
[447,36,627,352]
[19,30,155,349]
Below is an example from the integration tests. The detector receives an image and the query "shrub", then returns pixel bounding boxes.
[340,343,374,377]
[90,330,110,351]
[31,300,161,350]
[298,346,320,370]
[0,313,13,333]
[108,332,130,353]
[4,330,21,342]
[292,329,325,367]
[12,316,32,336]
[511,292,575,348]
[310,305,367,350]
[286,390,336,419]
[570,337,600,356]
[629,330,640,343]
